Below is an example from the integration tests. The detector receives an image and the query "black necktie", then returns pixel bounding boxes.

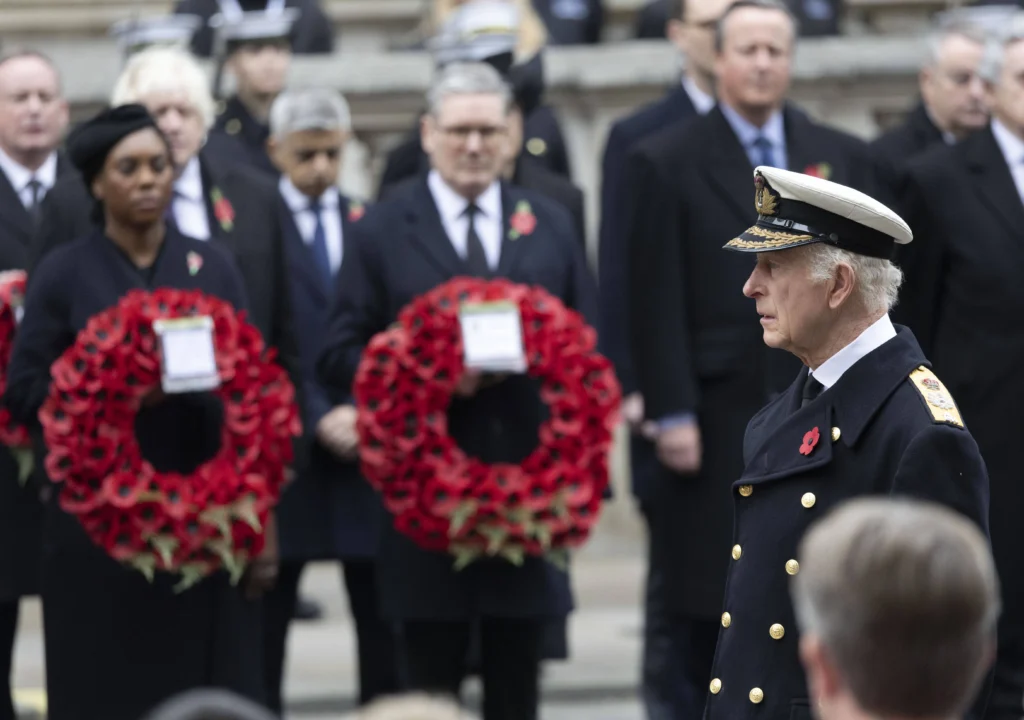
[463,203,490,277]
[801,373,824,408]
[26,178,43,225]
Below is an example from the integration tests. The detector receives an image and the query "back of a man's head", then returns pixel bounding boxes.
[791,498,999,720]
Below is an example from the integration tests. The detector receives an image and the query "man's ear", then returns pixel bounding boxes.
[420,113,436,156]
[800,634,843,705]
[827,261,857,311]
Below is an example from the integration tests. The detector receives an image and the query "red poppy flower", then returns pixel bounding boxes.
[800,426,820,456]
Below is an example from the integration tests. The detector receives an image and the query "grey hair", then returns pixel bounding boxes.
[926,22,989,68]
[791,498,999,718]
[111,46,216,130]
[714,0,799,53]
[805,244,903,315]
[426,62,512,117]
[269,87,352,139]
[979,12,1024,83]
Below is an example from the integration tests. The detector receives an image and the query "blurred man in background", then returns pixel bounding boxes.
[896,16,1024,719]
[0,50,69,720]
[174,0,333,57]
[793,498,998,720]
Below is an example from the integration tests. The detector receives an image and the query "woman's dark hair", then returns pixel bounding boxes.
[141,689,278,720]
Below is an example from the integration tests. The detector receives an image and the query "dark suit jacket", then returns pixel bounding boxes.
[706,328,988,720]
[317,176,597,620]
[513,155,585,243]
[896,126,1024,626]
[627,103,887,618]
[174,0,334,57]
[0,153,72,601]
[531,0,603,45]
[276,189,382,561]
[598,83,698,503]
[870,102,947,214]
[634,0,667,38]
[211,96,278,178]
[27,147,301,436]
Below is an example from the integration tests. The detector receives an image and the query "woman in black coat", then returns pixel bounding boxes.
[4,105,276,720]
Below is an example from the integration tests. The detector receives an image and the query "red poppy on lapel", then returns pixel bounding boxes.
[187,251,203,277]
[799,426,820,456]
[210,187,235,232]
[509,200,537,240]
[802,163,832,180]
[348,200,365,222]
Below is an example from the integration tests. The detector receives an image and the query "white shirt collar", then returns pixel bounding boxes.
[991,118,1024,168]
[682,75,715,115]
[810,314,897,389]
[427,170,501,225]
[174,157,204,202]
[278,175,340,213]
[0,146,57,194]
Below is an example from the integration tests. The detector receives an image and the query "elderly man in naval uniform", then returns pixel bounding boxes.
[700,166,990,720]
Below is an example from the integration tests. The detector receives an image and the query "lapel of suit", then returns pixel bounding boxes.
[279,196,330,303]
[407,176,466,278]
[0,164,32,245]
[150,229,194,288]
[665,83,696,117]
[909,102,944,148]
[703,106,757,222]
[497,182,530,277]
[783,105,821,178]
[198,155,231,246]
[965,127,1024,239]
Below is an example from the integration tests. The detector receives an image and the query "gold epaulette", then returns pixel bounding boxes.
[909,366,963,428]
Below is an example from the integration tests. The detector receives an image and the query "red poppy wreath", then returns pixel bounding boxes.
[0,271,31,458]
[354,277,621,569]
[39,288,301,591]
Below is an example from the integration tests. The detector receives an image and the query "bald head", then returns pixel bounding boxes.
[0,51,68,170]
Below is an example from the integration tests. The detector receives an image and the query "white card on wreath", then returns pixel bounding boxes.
[153,316,220,394]
[458,301,527,373]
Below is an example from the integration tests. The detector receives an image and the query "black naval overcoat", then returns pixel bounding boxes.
[703,326,989,720]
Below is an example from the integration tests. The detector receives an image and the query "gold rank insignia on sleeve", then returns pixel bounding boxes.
[909,366,964,428]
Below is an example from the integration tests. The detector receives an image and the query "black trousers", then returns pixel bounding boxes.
[404,618,544,720]
[0,600,15,720]
[262,560,400,715]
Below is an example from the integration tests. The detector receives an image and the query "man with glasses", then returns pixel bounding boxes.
[318,61,597,720]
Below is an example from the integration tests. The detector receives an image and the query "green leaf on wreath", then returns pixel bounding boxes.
[200,507,232,538]
[451,544,480,571]
[173,563,208,594]
[480,524,509,555]
[500,544,525,566]
[552,494,570,519]
[13,448,32,487]
[151,535,179,569]
[506,508,528,525]
[546,548,570,572]
[130,553,157,583]
[448,500,477,537]
[233,496,262,533]
[530,522,553,551]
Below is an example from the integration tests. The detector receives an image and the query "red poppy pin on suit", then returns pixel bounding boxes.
[508,200,536,240]
[799,427,820,456]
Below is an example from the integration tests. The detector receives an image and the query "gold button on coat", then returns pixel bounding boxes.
[739,484,753,497]
[801,492,816,508]
[770,623,785,640]
[526,137,547,156]
[710,678,722,694]
[721,612,732,628]
[750,688,764,704]
[831,426,841,441]
[786,559,800,575]
[732,544,742,560]
[226,118,242,135]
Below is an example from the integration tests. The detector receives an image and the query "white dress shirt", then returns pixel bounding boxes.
[427,170,503,271]
[279,176,344,275]
[172,157,212,241]
[682,75,715,115]
[991,118,1024,207]
[0,147,57,209]
[810,314,897,389]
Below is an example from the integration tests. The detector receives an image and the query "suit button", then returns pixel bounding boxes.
[710,678,722,694]
[750,687,764,704]
[739,484,753,497]
[786,559,800,575]
[732,544,743,560]
[770,623,785,640]
[801,492,816,508]
[721,612,732,628]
